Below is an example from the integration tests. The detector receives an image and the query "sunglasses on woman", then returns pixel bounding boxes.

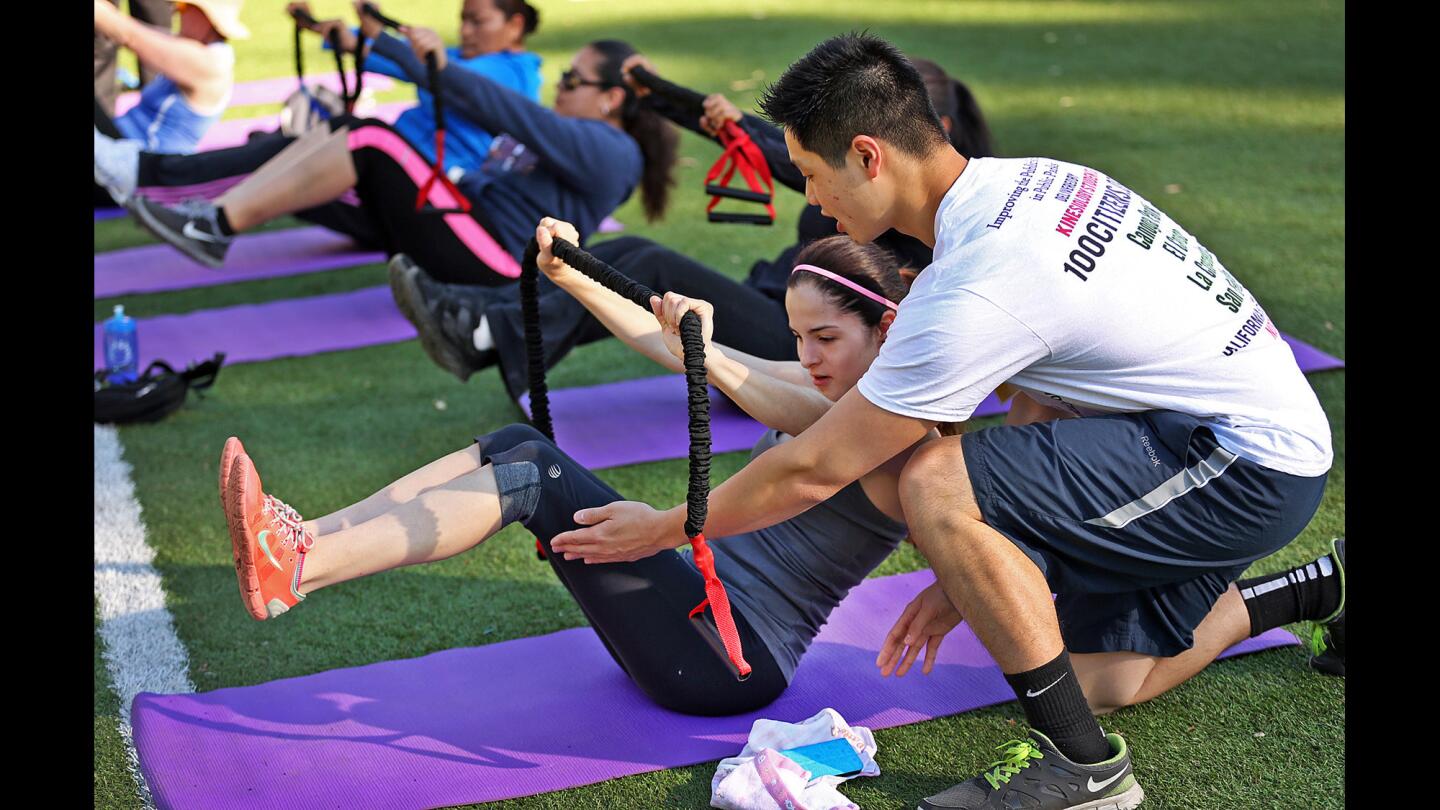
[559,69,611,92]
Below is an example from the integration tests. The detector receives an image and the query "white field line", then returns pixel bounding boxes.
[94,424,196,810]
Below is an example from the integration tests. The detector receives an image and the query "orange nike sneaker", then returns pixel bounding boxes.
[225,453,314,620]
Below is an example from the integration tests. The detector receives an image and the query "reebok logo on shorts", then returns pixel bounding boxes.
[1139,434,1161,467]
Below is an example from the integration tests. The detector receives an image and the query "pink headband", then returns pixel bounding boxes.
[790,264,900,310]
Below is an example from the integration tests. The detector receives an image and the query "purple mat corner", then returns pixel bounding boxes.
[130,570,1297,810]
[94,227,385,298]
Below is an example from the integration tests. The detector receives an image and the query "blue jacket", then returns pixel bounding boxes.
[372,34,641,260]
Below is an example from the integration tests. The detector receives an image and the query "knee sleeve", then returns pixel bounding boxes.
[493,459,540,525]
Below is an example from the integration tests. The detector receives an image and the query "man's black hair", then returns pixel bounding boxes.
[758,33,950,168]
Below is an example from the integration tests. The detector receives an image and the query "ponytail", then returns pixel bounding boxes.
[949,79,994,159]
[591,39,678,222]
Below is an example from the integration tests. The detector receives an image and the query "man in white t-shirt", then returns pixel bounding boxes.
[549,34,1344,810]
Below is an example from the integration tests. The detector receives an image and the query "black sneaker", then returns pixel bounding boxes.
[918,730,1143,810]
[129,196,233,268]
[1309,537,1346,677]
[388,254,497,381]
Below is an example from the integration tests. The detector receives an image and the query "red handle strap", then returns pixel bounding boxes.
[414,129,473,215]
[686,532,753,679]
[706,122,775,220]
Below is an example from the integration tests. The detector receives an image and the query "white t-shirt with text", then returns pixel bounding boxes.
[856,157,1333,478]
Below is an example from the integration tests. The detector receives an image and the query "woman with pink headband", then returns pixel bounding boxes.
[216,220,921,714]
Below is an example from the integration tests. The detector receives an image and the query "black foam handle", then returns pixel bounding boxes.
[519,240,554,441]
[359,2,404,30]
[707,212,774,226]
[704,184,772,204]
[629,65,706,119]
[290,7,320,27]
[426,51,444,128]
[550,239,659,310]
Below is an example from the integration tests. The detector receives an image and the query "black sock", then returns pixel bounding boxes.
[1238,550,1342,637]
[215,207,236,236]
[1005,649,1111,764]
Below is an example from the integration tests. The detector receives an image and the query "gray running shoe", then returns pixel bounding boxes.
[918,730,1143,810]
[94,127,140,204]
[1309,536,1346,677]
[388,254,497,381]
[129,196,233,268]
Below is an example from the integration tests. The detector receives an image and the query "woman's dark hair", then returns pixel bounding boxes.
[909,58,995,159]
[491,0,539,37]
[787,236,909,328]
[759,33,949,168]
[590,39,678,222]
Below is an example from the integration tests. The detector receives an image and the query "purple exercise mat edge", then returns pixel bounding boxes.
[94,227,385,298]
[129,569,1299,810]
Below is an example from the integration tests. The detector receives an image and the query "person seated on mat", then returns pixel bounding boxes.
[94,0,545,249]
[93,0,243,155]
[387,55,995,400]
[120,27,677,279]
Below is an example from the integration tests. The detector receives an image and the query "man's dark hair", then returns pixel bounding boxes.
[759,33,950,168]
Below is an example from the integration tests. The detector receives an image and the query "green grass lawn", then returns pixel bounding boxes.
[96,1,1344,807]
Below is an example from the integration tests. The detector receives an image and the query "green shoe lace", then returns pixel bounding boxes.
[1309,624,1329,657]
[983,739,1046,790]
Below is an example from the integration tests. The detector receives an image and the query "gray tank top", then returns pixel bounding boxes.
[685,430,909,681]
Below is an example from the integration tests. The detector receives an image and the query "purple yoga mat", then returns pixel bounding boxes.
[94,206,126,222]
[94,286,413,370]
[115,73,398,116]
[94,227,384,298]
[130,570,1297,810]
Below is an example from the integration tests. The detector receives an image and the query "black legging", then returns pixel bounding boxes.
[487,236,798,399]
[131,120,385,248]
[476,423,788,716]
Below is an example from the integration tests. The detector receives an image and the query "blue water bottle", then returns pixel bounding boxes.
[103,305,139,384]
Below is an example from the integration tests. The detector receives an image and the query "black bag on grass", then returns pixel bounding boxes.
[94,354,225,424]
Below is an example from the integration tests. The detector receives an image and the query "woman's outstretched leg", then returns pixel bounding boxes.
[223,442,500,620]
[130,126,359,267]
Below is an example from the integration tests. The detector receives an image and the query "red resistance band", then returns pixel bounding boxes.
[414,128,472,214]
[687,532,753,679]
[707,121,775,220]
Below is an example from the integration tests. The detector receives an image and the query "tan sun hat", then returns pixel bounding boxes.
[181,0,251,41]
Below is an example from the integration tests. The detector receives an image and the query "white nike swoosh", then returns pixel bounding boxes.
[182,220,224,244]
[1087,770,1125,793]
[1025,672,1067,697]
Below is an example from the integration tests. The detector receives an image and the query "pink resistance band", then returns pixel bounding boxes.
[791,264,899,310]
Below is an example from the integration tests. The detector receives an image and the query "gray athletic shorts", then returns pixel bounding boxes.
[961,410,1327,657]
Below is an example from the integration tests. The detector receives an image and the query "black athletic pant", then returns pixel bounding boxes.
[488,236,798,399]
[132,121,385,248]
[475,423,788,716]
